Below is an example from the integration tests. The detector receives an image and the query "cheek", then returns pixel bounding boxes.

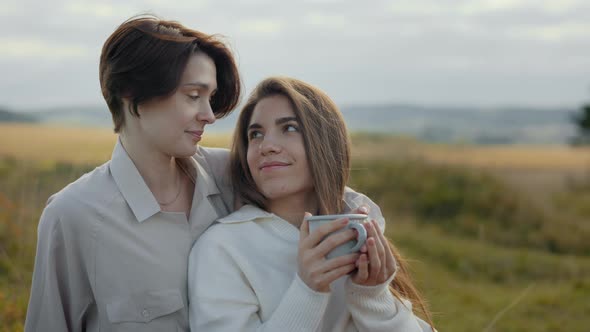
[246,148,257,175]
[298,150,312,177]
[179,105,196,123]
[165,97,192,125]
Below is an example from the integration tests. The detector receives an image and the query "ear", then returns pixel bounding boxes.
[121,97,132,113]
[121,97,141,117]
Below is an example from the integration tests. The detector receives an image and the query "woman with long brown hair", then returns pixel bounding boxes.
[188,77,435,331]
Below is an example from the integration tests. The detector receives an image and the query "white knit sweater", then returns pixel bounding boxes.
[188,204,433,331]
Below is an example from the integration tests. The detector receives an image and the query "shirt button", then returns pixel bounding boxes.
[142,309,150,318]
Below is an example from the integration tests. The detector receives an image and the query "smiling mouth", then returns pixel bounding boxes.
[260,162,291,171]
[186,130,203,141]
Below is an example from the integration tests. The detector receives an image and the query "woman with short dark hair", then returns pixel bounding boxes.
[24,15,241,331]
[25,15,378,332]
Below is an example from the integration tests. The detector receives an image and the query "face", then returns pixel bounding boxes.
[246,95,315,202]
[133,52,217,157]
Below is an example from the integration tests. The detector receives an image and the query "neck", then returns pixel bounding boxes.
[119,133,180,199]
[268,193,318,228]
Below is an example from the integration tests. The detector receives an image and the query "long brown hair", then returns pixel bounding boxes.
[231,76,349,215]
[100,14,241,132]
[230,76,434,329]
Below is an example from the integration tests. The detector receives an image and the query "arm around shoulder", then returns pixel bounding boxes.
[197,147,231,187]
[343,187,386,230]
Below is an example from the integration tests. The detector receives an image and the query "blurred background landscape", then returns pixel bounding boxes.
[1,0,590,331]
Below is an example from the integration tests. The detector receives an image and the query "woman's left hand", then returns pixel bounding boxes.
[350,220,397,286]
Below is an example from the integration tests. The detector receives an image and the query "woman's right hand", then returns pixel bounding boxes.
[298,212,360,293]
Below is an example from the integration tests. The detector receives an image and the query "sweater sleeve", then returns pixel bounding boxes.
[342,191,434,331]
[344,274,431,332]
[25,201,93,332]
[188,227,331,332]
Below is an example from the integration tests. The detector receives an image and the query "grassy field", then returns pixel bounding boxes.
[3,124,589,169]
[1,123,589,331]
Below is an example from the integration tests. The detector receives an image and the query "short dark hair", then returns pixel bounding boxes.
[99,15,241,132]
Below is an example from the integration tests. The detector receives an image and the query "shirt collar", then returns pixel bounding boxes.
[109,139,221,223]
[218,192,357,225]
[110,139,160,222]
[217,204,275,224]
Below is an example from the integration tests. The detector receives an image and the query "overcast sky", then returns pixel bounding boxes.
[1,0,589,110]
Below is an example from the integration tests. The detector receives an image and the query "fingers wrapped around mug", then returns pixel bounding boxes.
[350,219,397,286]
[351,205,369,216]
[298,214,360,292]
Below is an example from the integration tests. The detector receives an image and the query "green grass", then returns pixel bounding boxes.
[554,173,590,218]
[1,153,589,331]
[349,158,590,255]
[0,158,94,332]
[390,223,590,331]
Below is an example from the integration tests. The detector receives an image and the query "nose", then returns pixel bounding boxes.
[259,135,282,155]
[197,101,216,125]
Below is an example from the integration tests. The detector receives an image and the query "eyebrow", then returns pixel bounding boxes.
[182,82,217,92]
[276,116,298,125]
[248,116,299,131]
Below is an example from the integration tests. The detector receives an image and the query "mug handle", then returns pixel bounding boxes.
[347,222,367,253]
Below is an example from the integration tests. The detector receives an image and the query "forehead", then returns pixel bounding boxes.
[180,52,217,89]
[250,95,295,123]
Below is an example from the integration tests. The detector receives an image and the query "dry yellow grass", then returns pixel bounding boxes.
[351,138,590,171]
[0,123,231,164]
[416,145,590,171]
[2,123,589,171]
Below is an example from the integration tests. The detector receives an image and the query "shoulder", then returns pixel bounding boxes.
[197,146,230,163]
[343,187,386,229]
[195,146,230,175]
[194,146,232,189]
[193,205,268,251]
[41,162,114,233]
[189,218,243,269]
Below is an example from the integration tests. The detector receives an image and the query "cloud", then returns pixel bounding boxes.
[388,1,451,16]
[238,18,284,36]
[540,0,588,13]
[387,0,590,17]
[459,0,532,15]
[0,2,19,15]
[0,37,90,58]
[0,0,589,108]
[303,12,346,28]
[63,1,139,19]
[517,21,590,41]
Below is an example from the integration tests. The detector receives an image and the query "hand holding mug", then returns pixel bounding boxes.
[351,220,397,286]
[298,213,367,292]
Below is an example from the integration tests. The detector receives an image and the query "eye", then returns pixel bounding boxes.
[248,130,263,140]
[284,124,299,133]
[188,95,200,101]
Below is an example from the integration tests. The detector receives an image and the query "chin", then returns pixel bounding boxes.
[261,185,296,201]
[174,145,198,158]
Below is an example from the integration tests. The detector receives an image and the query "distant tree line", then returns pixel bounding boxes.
[572,103,590,145]
[0,109,37,123]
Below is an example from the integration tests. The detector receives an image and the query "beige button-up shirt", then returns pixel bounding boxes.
[25,140,234,332]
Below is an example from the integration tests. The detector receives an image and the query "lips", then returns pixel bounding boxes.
[185,130,203,141]
[259,161,291,171]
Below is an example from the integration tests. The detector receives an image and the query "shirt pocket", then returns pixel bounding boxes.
[106,288,185,331]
